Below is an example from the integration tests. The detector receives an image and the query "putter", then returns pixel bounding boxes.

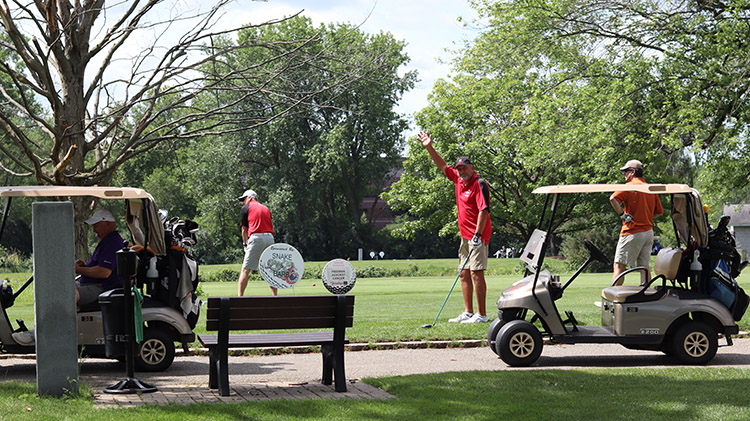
[422,247,474,328]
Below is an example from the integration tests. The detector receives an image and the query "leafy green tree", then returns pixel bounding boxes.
[386,0,750,251]
[122,16,415,262]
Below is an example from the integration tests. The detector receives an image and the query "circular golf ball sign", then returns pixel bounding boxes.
[258,243,304,289]
[321,258,356,294]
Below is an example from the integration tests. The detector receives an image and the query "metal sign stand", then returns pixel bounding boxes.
[104,249,157,394]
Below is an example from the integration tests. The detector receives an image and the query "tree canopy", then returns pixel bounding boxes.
[386,0,750,250]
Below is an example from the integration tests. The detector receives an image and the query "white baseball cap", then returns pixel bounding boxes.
[237,189,258,202]
[84,209,115,225]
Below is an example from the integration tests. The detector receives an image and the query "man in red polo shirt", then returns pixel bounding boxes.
[610,159,663,284]
[237,189,276,296]
[419,131,492,323]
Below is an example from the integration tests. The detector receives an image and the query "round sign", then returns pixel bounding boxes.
[258,243,305,289]
[321,259,356,294]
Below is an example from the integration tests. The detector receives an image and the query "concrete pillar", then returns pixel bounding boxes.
[32,202,78,396]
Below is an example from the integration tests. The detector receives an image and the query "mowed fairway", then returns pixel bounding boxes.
[4,257,750,344]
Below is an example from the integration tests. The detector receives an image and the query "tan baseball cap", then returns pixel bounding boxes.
[619,160,643,171]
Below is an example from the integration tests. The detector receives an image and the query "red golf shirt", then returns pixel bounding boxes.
[444,166,492,245]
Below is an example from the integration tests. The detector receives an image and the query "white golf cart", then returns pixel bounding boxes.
[488,183,748,366]
[0,186,200,371]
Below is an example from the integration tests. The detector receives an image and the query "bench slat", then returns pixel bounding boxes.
[206,316,354,331]
[198,332,350,348]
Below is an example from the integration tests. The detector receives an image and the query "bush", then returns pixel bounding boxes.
[201,268,239,283]
[0,246,32,273]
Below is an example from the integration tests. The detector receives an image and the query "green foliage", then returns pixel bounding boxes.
[199,269,240,283]
[560,224,620,273]
[387,0,750,248]
[0,246,32,273]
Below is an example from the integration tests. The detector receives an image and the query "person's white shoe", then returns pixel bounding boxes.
[448,312,474,323]
[461,313,489,323]
[12,328,35,346]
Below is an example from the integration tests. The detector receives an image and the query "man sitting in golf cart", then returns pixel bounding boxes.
[12,208,125,346]
[75,208,126,306]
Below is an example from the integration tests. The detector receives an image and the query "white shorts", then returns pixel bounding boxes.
[242,233,274,271]
[615,229,653,267]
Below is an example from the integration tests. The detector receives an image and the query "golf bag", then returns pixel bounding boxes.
[700,215,749,321]
[134,216,202,329]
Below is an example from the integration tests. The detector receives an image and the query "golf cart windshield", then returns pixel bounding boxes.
[0,186,166,256]
[520,229,547,272]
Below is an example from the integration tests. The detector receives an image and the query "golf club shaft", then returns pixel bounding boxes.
[430,247,474,326]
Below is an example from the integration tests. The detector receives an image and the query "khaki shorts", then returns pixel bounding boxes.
[242,233,274,271]
[614,229,653,267]
[458,238,489,271]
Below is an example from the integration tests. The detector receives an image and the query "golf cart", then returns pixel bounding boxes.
[488,183,749,366]
[0,186,200,371]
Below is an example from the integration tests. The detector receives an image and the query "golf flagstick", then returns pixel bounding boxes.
[422,246,474,328]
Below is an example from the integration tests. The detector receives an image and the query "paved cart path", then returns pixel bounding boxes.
[2,338,750,407]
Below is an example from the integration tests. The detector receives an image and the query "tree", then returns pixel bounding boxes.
[386,0,750,249]
[117,16,416,262]
[0,1,359,257]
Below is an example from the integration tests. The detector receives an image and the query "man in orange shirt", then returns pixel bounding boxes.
[609,160,663,284]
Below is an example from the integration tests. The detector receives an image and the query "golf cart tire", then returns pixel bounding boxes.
[488,309,521,355]
[496,320,543,367]
[135,326,176,372]
[671,321,717,365]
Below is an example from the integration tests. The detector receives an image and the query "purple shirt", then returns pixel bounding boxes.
[79,231,125,290]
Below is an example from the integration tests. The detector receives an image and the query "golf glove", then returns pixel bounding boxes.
[620,212,633,223]
[470,234,482,248]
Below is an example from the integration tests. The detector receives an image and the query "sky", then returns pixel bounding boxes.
[217,0,482,134]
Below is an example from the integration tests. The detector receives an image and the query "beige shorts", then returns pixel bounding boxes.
[615,229,653,267]
[458,238,489,271]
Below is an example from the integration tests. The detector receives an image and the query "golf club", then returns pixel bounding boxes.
[422,247,474,328]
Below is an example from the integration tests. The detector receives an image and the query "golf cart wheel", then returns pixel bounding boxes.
[488,309,521,355]
[671,321,717,365]
[135,327,175,372]
[496,320,543,367]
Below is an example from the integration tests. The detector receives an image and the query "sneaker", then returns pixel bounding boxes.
[448,312,474,323]
[12,328,35,346]
[461,313,490,324]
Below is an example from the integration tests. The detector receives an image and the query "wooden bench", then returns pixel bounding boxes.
[198,294,354,396]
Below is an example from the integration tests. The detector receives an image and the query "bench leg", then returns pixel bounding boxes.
[218,349,230,396]
[208,347,218,389]
[333,341,346,392]
[321,344,333,386]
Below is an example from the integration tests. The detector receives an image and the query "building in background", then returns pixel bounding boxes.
[724,204,750,260]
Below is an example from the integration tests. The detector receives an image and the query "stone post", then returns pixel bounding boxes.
[32,202,78,396]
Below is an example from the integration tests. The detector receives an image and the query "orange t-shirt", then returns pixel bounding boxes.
[611,178,663,236]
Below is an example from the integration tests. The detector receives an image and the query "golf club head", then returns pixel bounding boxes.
[421,324,433,328]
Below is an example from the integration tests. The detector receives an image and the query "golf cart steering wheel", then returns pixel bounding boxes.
[583,239,610,265]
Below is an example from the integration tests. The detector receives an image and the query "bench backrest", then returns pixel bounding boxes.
[205,295,354,331]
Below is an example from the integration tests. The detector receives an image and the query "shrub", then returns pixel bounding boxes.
[0,246,32,273]
[201,268,239,283]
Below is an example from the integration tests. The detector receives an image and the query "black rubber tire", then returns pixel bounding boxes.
[488,309,521,355]
[488,318,505,355]
[671,321,717,365]
[496,320,543,367]
[135,327,176,372]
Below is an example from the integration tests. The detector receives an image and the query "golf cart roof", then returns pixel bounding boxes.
[532,184,692,195]
[0,186,150,199]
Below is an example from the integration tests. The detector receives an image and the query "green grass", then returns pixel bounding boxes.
[4,259,750,344]
[2,368,750,420]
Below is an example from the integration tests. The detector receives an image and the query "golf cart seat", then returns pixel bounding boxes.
[602,248,682,303]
